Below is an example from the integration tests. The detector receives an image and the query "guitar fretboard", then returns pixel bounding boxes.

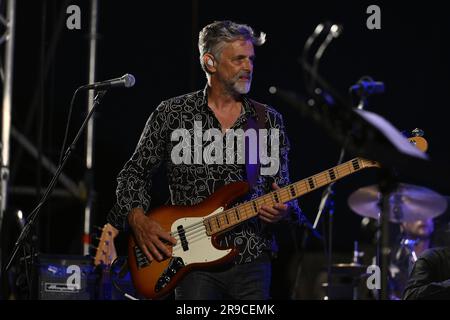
[204,157,378,235]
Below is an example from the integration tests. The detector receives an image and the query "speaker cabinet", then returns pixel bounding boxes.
[38,255,98,300]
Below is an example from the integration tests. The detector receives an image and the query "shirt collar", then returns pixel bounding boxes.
[201,84,257,119]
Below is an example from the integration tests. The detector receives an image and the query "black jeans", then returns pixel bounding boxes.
[175,255,272,300]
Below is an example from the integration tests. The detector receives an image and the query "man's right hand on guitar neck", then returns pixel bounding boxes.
[128,208,177,262]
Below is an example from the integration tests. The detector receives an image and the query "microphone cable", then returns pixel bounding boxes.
[58,86,83,166]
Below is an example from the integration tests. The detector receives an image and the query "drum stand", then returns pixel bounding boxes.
[377,169,398,300]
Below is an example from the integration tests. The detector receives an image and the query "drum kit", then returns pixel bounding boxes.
[326,182,448,299]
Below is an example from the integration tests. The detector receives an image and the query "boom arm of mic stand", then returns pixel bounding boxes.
[309,33,335,94]
[302,23,328,91]
[301,59,351,109]
[3,90,108,273]
[313,183,334,229]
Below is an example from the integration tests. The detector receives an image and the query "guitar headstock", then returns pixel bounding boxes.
[359,135,428,169]
[93,223,119,267]
[407,136,428,153]
[404,128,428,152]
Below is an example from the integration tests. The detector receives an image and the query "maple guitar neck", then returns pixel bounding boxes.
[204,157,379,235]
[203,135,428,236]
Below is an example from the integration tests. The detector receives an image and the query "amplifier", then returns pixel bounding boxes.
[38,255,98,300]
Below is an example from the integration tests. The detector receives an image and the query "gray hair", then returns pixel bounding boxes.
[198,20,266,73]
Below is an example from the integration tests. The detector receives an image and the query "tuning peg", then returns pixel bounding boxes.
[411,128,424,137]
[94,225,104,232]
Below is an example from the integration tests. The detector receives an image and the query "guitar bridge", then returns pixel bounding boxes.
[155,257,185,293]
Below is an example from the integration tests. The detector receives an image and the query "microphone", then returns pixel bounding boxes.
[350,79,385,95]
[329,23,343,38]
[15,210,25,230]
[81,73,136,90]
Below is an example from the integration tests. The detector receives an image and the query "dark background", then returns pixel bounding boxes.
[2,0,449,299]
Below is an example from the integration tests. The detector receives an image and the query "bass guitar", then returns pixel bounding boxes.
[128,136,427,299]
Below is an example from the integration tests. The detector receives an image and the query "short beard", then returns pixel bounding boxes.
[233,80,251,94]
[225,71,252,95]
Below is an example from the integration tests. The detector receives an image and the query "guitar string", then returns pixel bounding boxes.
[171,162,357,244]
[172,188,357,250]
[171,177,324,250]
[172,160,393,252]
[171,186,296,250]
[170,185,293,241]
[170,173,313,239]
[169,162,360,250]
[169,160,358,239]
[163,157,371,245]
[171,199,273,251]
[170,163,360,251]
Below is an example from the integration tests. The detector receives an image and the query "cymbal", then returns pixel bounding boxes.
[348,183,447,223]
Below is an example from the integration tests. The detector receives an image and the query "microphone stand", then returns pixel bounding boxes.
[353,76,376,110]
[315,77,382,298]
[289,210,323,299]
[310,75,378,299]
[313,142,346,299]
[3,90,108,289]
[287,23,338,300]
[299,22,344,300]
[352,78,389,299]
[377,168,398,300]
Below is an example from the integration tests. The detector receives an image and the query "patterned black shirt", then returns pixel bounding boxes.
[107,86,302,264]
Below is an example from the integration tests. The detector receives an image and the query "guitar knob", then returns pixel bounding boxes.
[168,268,176,276]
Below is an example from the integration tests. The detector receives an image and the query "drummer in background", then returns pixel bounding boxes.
[389,218,434,299]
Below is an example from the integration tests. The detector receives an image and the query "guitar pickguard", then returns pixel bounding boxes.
[171,208,232,265]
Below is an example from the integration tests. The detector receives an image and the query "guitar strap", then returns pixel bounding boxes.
[244,99,267,190]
